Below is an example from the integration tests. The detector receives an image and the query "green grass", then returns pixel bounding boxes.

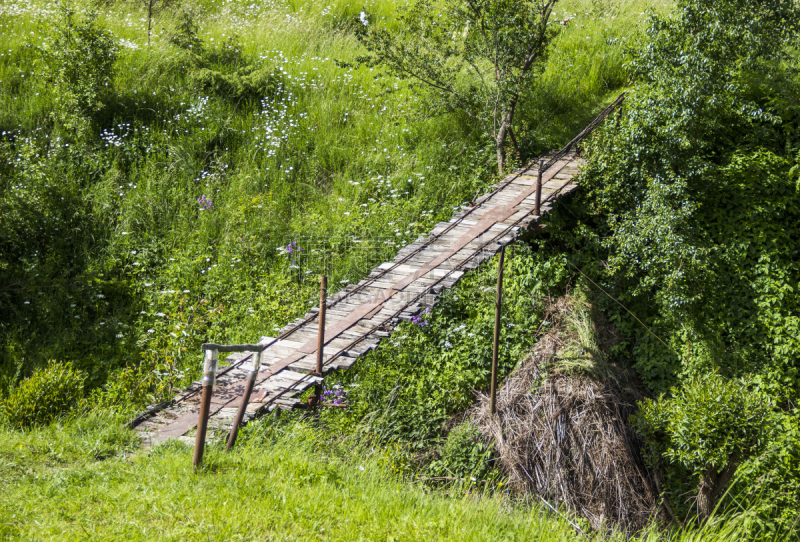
[0,415,766,541]
[0,416,580,541]
[0,0,665,408]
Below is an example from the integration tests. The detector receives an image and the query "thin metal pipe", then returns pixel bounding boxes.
[193,349,218,468]
[316,276,327,376]
[490,246,505,416]
[315,276,327,406]
[202,343,266,352]
[534,159,543,217]
[226,351,261,451]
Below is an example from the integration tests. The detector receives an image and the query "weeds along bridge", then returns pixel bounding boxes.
[131,95,625,451]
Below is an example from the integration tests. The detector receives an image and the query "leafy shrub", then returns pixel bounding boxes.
[169,6,203,51]
[190,65,282,105]
[572,0,800,526]
[428,421,494,483]
[730,412,800,540]
[38,7,118,137]
[635,371,771,519]
[0,361,86,429]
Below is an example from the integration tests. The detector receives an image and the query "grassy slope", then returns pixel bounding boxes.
[0,416,755,541]
[5,0,762,540]
[0,415,581,541]
[0,0,664,408]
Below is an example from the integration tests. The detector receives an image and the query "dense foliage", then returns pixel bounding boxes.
[573,0,800,529]
[356,0,559,173]
[0,360,86,429]
[635,372,772,519]
[40,7,119,136]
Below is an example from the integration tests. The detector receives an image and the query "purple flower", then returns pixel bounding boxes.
[197,195,212,210]
[284,241,304,258]
[412,307,430,328]
[321,383,348,405]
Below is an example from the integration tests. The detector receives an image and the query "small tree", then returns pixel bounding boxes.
[140,0,175,46]
[40,6,119,137]
[169,5,203,51]
[357,0,559,174]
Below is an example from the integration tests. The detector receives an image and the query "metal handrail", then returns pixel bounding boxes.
[201,343,268,352]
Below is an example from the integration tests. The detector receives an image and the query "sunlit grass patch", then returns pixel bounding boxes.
[0,422,587,541]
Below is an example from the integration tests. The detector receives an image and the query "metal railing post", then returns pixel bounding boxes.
[490,246,505,416]
[316,275,327,375]
[534,159,544,217]
[226,350,261,451]
[314,275,327,405]
[193,348,218,468]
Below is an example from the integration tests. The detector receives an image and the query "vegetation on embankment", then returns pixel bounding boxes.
[0,0,649,409]
[569,0,800,530]
[0,413,769,541]
[1,0,799,539]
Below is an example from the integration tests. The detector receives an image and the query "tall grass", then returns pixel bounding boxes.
[0,417,579,540]
[1,0,664,400]
[0,415,769,541]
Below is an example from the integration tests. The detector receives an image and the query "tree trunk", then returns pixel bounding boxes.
[696,457,740,521]
[496,123,510,175]
[147,1,153,46]
[496,143,505,176]
[508,127,521,158]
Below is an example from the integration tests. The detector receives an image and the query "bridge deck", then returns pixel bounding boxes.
[133,150,582,446]
[131,93,627,446]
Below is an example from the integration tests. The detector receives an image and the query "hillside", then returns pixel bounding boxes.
[1,0,799,539]
[0,0,647,406]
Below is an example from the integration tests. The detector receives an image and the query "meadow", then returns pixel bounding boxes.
[0,0,660,409]
[4,0,797,539]
[0,413,766,541]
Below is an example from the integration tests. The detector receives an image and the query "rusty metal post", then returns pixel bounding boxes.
[316,275,327,375]
[534,159,544,217]
[315,276,327,405]
[226,350,261,451]
[490,246,505,416]
[193,348,218,468]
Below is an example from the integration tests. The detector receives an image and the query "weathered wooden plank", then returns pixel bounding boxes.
[134,143,594,444]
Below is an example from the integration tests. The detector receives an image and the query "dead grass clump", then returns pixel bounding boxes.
[471,296,662,532]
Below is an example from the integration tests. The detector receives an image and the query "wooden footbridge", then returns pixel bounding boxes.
[131,95,625,453]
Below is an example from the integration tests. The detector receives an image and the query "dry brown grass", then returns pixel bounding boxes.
[471,296,664,533]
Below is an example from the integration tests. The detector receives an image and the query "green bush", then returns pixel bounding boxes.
[0,361,86,429]
[569,0,800,527]
[635,371,771,520]
[38,7,119,136]
[427,421,495,484]
[730,411,800,539]
[190,65,282,105]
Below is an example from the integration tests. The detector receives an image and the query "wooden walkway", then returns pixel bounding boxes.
[131,97,624,447]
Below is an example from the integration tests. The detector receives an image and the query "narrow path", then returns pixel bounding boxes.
[132,96,624,447]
